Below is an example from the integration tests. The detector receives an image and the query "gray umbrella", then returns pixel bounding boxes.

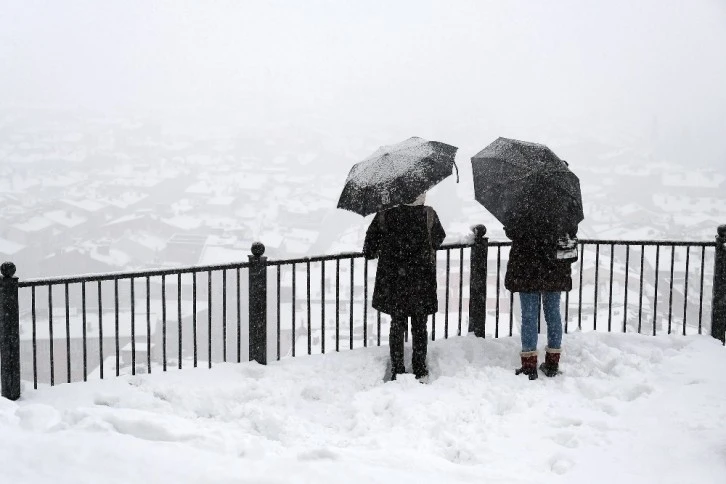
[337,137,458,216]
[471,137,584,231]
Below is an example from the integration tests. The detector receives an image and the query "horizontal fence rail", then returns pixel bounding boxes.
[1,225,724,401]
[11,261,253,391]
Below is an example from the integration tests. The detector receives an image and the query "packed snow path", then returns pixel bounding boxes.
[1,333,725,483]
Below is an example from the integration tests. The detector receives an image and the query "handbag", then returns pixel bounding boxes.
[555,235,578,264]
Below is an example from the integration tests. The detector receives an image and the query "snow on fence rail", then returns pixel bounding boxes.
[1,224,725,401]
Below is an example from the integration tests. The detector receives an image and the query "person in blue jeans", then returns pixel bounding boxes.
[504,219,577,380]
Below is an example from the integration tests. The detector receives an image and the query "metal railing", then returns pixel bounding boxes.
[1,224,725,401]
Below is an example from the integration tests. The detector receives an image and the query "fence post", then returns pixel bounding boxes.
[248,242,268,364]
[0,262,20,400]
[711,225,726,343]
[468,225,488,337]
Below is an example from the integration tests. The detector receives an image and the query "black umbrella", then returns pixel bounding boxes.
[337,137,458,216]
[471,137,584,231]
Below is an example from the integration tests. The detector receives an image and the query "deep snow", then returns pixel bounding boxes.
[1,332,725,483]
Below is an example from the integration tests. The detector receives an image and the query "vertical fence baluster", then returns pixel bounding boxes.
[292,263,296,357]
[564,285,570,334]
[594,244,600,331]
[178,273,182,369]
[81,282,87,382]
[114,279,119,377]
[49,284,54,386]
[432,251,437,342]
[65,283,70,383]
[495,246,501,338]
[276,266,280,360]
[208,270,212,368]
[698,246,705,334]
[239,268,243,363]
[363,259,368,347]
[623,245,630,333]
[458,248,464,336]
[146,276,151,373]
[638,245,645,333]
[222,270,227,363]
[130,278,135,376]
[162,275,167,371]
[307,260,311,355]
[578,243,584,330]
[335,259,340,352]
[193,272,197,367]
[652,245,661,336]
[445,249,450,339]
[377,310,381,346]
[607,244,614,332]
[509,292,514,337]
[349,258,354,350]
[668,246,675,334]
[98,281,103,379]
[683,246,690,335]
[623,244,630,333]
[31,286,37,389]
[431,313,436,341]
[321,261,326,354]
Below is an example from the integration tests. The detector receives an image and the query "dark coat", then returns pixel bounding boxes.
[504,222,576,293]
[363,205,446,316]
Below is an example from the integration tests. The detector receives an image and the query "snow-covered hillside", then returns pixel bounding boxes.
[2,332,725,483]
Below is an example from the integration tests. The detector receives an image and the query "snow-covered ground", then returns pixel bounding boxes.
[2,332,725,483]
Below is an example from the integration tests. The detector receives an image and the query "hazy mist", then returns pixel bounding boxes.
[2,0,725,168]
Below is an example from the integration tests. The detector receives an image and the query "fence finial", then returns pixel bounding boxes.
[471,224,487,242]
[251,242,266,258]
[1,262,16,278]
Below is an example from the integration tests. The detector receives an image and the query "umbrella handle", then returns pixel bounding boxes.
[453,160,460,183]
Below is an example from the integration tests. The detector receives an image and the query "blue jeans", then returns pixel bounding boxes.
[519,292,563,352]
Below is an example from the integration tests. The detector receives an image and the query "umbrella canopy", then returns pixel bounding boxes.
[471,137,584,231]
[337,137,458,216]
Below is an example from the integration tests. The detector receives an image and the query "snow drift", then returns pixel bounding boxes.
[1,332,725,483]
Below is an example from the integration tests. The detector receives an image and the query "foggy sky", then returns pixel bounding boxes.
[1,0,725,167]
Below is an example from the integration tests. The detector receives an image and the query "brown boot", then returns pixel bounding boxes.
[539,347,561,377]
[515,351,538,380]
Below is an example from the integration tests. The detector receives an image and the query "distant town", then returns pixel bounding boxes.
[1,112,723,279]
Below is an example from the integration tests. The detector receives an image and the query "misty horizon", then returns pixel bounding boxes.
[1,0,725,168]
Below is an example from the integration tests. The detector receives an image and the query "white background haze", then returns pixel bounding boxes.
[1,0,725,166]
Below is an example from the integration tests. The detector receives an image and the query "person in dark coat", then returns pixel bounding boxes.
[363,192,446,381]
[504,202,578,380]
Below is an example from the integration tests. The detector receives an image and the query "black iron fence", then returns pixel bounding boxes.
[1,224,725,400]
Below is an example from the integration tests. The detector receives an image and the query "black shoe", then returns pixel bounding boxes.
[539,362,559,378]
[515,353,539,380]
[414,369,429,380]
[390,365,406,381]
[539,350,561,377]
[515,366,539,380]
